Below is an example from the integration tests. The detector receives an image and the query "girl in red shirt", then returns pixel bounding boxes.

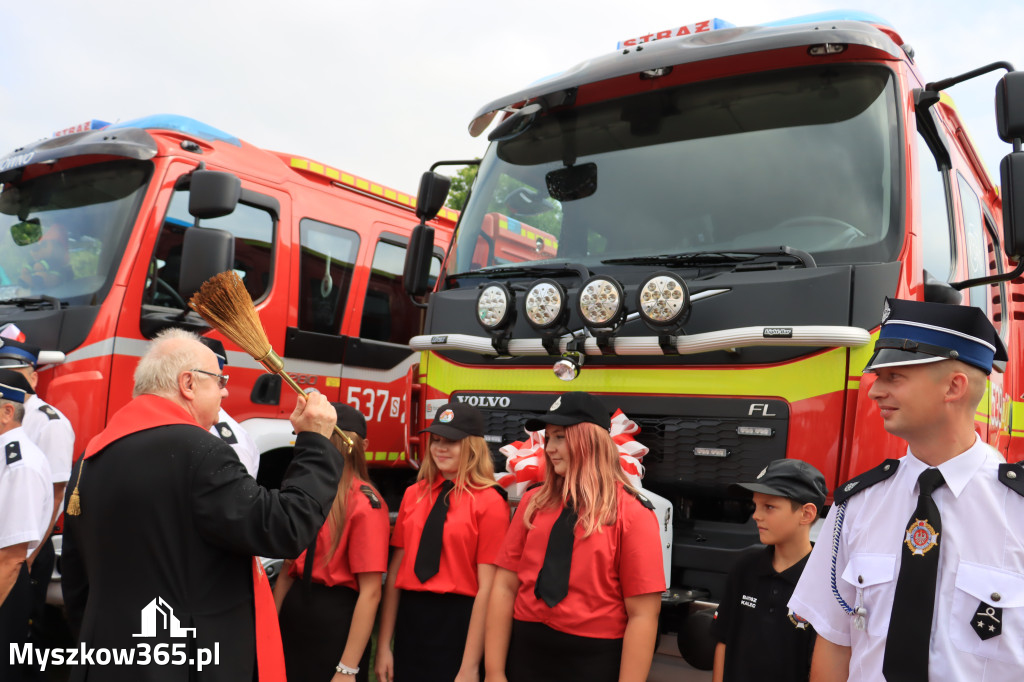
[485,392,664,682]
[376,402,510,682]
[275,404,389,682]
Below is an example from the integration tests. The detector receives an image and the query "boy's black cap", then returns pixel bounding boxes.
[332,402,367,439]
[730,459,828,511]
[524,392,611,432]
[0,368,33,403]
[0,338,40,369]
[421,402,485,440]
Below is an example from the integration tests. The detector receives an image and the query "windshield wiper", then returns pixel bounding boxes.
[449,263,592,280]
[0,295,63,310]
[602,246,816,269]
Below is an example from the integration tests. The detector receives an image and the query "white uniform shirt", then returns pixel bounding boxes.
[0,426,54,556]
[21,393,74,484]
[789,435,1024,681]
[209,409,260,478]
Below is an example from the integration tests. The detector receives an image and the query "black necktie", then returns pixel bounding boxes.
[534,505,577,607]
[883,468,946,682]
[414,479,455,583]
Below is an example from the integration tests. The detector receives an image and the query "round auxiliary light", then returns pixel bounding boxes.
[553,352,584,381]
[637,271,690,329]
[476,283,514,331]
[524,278,567,330]
[577,276,625,329]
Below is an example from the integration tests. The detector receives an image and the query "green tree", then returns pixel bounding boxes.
[445,164,479,211]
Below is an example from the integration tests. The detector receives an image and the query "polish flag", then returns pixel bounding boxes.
[0,323,26,342]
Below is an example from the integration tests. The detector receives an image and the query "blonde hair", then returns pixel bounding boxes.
[323,429,378,565]
[524,422,632,537]
[417,434,498,498]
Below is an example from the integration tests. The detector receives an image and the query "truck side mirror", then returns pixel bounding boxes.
[403,224,436,297]
[188,170,241,220]
[178,227,236,302]
[996,71,1024,143]
[1001,152,1024,259]
[415,172,451,222]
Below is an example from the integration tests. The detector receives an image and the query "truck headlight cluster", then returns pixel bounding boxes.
[524,279,567,330]
[577,276,625,330]
[637,272,690,331]
[476,284,514,331]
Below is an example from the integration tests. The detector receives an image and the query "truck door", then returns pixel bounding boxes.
[343,230,441,466]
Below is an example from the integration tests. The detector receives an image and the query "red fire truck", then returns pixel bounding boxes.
[0,114,455,504]
[399,12,1024,665]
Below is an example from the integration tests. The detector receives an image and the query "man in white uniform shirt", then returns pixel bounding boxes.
[789,298,1024,682]
[199,337,261,477]
[0,369,53,681]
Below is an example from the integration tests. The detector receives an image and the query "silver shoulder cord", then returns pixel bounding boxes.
[830,500,867,630]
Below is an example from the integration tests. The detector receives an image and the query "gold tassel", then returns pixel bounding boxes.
[65,460,84,516]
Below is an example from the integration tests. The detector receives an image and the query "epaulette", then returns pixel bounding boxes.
[359,485,382,509]
[833,459,900,505]
[626,486,655,510]
[490,484,509,501]
[40,405,60,421]
[526,481,543,492]
[998,463,1024,498]
[214,422,238,445]
[5,441,23,465]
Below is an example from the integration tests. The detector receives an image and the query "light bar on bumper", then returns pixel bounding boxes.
[411,325,871,356]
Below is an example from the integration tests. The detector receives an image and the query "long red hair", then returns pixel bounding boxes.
[524,422,632,537]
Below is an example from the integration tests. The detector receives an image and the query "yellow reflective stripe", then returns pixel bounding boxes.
[290,158,309,170]
[310,162,325,175]
[341,173,356,185]
[356,179,370,191]
[387,451,401,461]
[370,184,384,196]
[1011,400,1024,435]
[422,344,851,403]
[846,379,861,390]
[326,168,340,180]
[385,189,397,200]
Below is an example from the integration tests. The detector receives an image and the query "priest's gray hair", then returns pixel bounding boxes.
[133,328,204,398]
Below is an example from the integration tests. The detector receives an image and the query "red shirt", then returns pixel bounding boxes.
[496,483,666,639]
[392,475,510,597]
[288,477,390,591]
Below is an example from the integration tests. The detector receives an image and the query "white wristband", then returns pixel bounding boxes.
[335,661,359,676]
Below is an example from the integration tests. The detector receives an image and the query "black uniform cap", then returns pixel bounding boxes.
[524,392,611,432]
[332,403,367,439]
[421,402,485,440]
[730,458,828,512]
[0,338,41,370]
[864,298,1007,375]
[0,368,33,403]
[199,337,228,370]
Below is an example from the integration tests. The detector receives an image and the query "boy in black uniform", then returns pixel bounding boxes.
[711,459,828,682]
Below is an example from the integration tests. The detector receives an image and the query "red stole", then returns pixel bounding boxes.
[85,394,287,681]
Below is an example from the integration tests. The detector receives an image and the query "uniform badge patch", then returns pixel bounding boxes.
[41,405,60,420]
[904,518,940,556]
[214,422,238,445]
[360,484,382,509]
[550,397,562,411]
[971,601,1002,640]
[788,609,810,630]
[5,441,22,465]
[438,409,455,424]
[757,466,767,479]
[881,299,891,323]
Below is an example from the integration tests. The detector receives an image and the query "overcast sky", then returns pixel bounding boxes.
[2,1,1021,194]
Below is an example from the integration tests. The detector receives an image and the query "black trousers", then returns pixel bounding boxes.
[278,582,369,682]
[394,590,477,682]
[507,619,623,682]
[0,564,33,682]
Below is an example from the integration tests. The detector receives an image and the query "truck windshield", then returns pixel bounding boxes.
[0,159,151,305]
[447,65,899,277]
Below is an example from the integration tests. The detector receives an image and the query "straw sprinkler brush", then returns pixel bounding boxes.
[188,271,353,448]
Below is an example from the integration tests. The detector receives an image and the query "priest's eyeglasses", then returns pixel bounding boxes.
[191,368,230,389]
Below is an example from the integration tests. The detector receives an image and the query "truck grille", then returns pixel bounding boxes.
[457,393,789,492]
